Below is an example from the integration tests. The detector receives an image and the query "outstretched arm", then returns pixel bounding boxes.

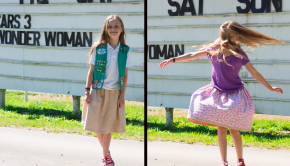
[244,62,283,94]
[159,50,207,68]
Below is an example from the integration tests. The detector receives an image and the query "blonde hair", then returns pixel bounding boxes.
[198,21,284,67]
[87,15,128,65]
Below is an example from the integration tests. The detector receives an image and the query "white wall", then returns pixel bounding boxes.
[0,0,144,101]
[147,0,290,116]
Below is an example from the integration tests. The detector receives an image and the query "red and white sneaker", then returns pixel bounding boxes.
[236,159,245,166]
[100,157,107,166]
[106,152,115,166]
[221,160,228,166]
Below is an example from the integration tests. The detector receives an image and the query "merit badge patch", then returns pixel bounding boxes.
[97,83,102,88]
[97,48,106,55]
[95,80,98,84]
[93,84,97,88]
[121,77,124,81]
[101,79,103,83]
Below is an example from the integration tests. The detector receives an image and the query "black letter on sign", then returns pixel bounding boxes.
[18,31,27,45]
[78,0,93,2]
[156,45,167,59]
[64,32,75,47]
[24,15,31,29]
[100,0,112,3]
[34,32,41,46]
[14,15,21,28]
[1,14,7,28]
[26,31,34,45]
[166,45,174,59]
[175,45,184,56]
[83,32,92,47]
[7,15,14,28]
[57,32,64,46]
[75,32,83,47]
[198,0,203,15]
[30,0,34,4]
[237,0,251,13]
[44,32,56,46]
[11,31,18,44]
[37,0,49,4]
[0,30,5,44]
[168,0,181,16]
[265,0,282,12]
[180,0,196,16]
[5,31,12,44]
[148,45,156,59]
[251,0,266,13]
[20,0,24,4]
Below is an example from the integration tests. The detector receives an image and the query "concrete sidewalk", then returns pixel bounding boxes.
[148,141,290,166]
[0,127,144,166]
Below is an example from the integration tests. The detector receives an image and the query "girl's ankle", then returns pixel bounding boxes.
[221,160,228,166]
[237,159,245,166]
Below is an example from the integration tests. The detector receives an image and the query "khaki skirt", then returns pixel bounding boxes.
[81,89,126,134]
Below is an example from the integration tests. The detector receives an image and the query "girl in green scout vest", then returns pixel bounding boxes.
[82,15,131,166]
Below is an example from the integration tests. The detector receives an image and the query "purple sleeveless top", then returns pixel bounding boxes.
[206,47,250,93]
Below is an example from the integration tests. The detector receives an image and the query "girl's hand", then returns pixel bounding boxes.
[85,94,91,103]
[270,87,283,94]
[159,59,173,68]
[118,96,125,108]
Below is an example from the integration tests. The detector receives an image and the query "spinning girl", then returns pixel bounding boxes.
[82,15,131,166]
[159,21,283,166]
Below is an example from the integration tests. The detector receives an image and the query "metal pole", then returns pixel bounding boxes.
[165,107,174,127]
[25,91,28,102]
[73,96,81,115]
[0,89,6,109]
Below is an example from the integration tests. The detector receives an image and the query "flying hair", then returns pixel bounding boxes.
[197,21,284,67]
[86,15,128,65]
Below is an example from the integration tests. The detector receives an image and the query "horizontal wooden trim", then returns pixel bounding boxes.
[147,91,290,102]
[148,75,290,84]
[0,74,144,88]
[0,28,143,34]
[148,23,290,29]
[0,1,144,6]
[0,45,144,52]
[147,41,290,45]
[148,59,290,65]
[0,12,144,16]
[148,11,290,19]
[0,58,144,71]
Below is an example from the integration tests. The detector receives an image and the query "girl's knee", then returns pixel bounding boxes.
[229,129,241,137]
[217,126,228,135]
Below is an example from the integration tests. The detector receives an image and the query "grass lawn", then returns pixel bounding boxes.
[1,91,290,149]
[0,91,144,141]
[147,108,290,149]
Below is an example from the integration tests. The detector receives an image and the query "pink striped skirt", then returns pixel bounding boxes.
[187,85,255,131]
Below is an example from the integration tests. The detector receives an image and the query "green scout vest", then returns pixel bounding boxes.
[92,43,129,91]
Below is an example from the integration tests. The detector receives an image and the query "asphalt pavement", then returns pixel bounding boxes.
[1,127,290,166]
[148,141,290,166]
[0,127,144,166]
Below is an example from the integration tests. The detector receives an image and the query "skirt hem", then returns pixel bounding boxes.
[84,126,126,134]
[187,117,251,131]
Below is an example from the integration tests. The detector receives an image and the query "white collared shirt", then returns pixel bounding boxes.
[89,43,131,90]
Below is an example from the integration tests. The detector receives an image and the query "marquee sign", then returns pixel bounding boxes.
[0,14,92,47]
[167,0,282,16]
[148,44,184,59]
